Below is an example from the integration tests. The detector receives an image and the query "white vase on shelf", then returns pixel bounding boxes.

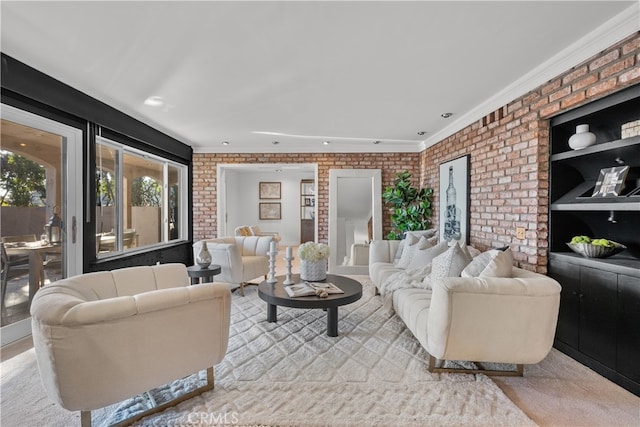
[568,124,596,150]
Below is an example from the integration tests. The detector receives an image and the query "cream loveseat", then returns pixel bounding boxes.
[193,235,273,295]
[30,263,231,426]
[369,234,561,375]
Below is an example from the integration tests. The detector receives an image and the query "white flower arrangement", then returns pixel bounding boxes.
[298,241,330,262]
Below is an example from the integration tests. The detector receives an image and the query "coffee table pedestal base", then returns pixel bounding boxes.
[266,304,339,337]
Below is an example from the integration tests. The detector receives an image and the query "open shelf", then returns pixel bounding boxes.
[550,136,640,162]
[549,84,640,398]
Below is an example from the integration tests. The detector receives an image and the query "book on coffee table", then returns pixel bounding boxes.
[284,282,344,297]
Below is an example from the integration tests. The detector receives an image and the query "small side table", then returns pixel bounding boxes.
[187,265,222,285]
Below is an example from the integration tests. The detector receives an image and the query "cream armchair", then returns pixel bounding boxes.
[30,263,231,427]
[193,235,273,295]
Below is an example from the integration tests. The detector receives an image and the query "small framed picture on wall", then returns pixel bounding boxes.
[259,202,281,220]
[259,182,281,199]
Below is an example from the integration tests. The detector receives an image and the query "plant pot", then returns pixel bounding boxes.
[300,259,327,281]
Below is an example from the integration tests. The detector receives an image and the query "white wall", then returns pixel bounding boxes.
[225,170,314,246]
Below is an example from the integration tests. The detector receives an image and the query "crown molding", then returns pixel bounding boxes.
[192,140,423,154]
[420,3,640,151]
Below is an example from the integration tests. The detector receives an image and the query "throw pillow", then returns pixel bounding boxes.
[408,240,448,270]
[459,242,473,260]
[238,226,251,236]
[467,245,482,258]
[395,234,420,269]
[461,248,513,278]
[405,229,437,240]
[430,243,473,280]
[393,240,407,264]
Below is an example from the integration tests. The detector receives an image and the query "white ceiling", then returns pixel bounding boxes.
[1,1,637,154]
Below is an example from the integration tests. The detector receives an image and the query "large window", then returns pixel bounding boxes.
[96,137,187,256]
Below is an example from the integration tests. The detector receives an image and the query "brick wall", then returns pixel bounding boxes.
[193,32,639,272]
[193,153,420,243]
[421,32,640,272]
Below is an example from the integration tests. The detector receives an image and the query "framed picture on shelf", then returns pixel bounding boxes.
[259,203,281,220]
[259,182,281,199]
[301,180,315,195]
[592,166,630,197]
[438,155,470,246]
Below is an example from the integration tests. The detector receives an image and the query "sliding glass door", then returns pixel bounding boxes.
[0,104,83,345]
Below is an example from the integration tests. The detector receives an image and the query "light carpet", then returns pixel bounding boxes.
[1,277,536,427]
[130,277,534,426]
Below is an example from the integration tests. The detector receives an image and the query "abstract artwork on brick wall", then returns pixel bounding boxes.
[439,154,470,246]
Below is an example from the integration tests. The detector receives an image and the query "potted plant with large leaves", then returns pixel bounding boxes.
[382,171,434,240]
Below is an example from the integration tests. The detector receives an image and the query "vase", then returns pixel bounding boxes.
[196,241,212,268]
[568,124,596,150]
[300,259,327,281]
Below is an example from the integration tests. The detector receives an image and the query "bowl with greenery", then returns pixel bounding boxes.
[567,236,626,258]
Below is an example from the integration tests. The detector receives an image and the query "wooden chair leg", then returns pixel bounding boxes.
[80,411,91,427]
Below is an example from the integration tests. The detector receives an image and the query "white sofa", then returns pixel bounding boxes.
[235,225,281,244]
[193,235,273,295]
[30,263,231,426]
[369,239,561,375]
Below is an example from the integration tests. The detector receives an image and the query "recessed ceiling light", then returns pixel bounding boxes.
[144,96,164,107]
[441,112,453,118]
[222,141,230,145]
[373,140,381,144]
[19,143,27,147]
[272,141,280,145]
[417,131,426,136]
[323,141,330,145]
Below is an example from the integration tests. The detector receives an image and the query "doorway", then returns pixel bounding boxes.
[217,163,317,245]
[0,104,83,345]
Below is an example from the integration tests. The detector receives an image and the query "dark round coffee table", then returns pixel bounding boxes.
[258,274,362,337]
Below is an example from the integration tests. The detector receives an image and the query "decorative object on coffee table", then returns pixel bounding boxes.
[283,246,294,285]
[195,241,212,268]
[568,124,596,150]
[298,242,329,281]
[267,241,278,284]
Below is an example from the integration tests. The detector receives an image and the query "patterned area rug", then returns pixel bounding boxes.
[100,277,535,426]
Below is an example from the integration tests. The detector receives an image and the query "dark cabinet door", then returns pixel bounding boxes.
[300,219,314,243]
[549,260,580,349]
[580,266,617,367]
[617,274,640,383]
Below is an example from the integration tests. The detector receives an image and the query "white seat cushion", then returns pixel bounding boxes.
[393,287,433,350]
